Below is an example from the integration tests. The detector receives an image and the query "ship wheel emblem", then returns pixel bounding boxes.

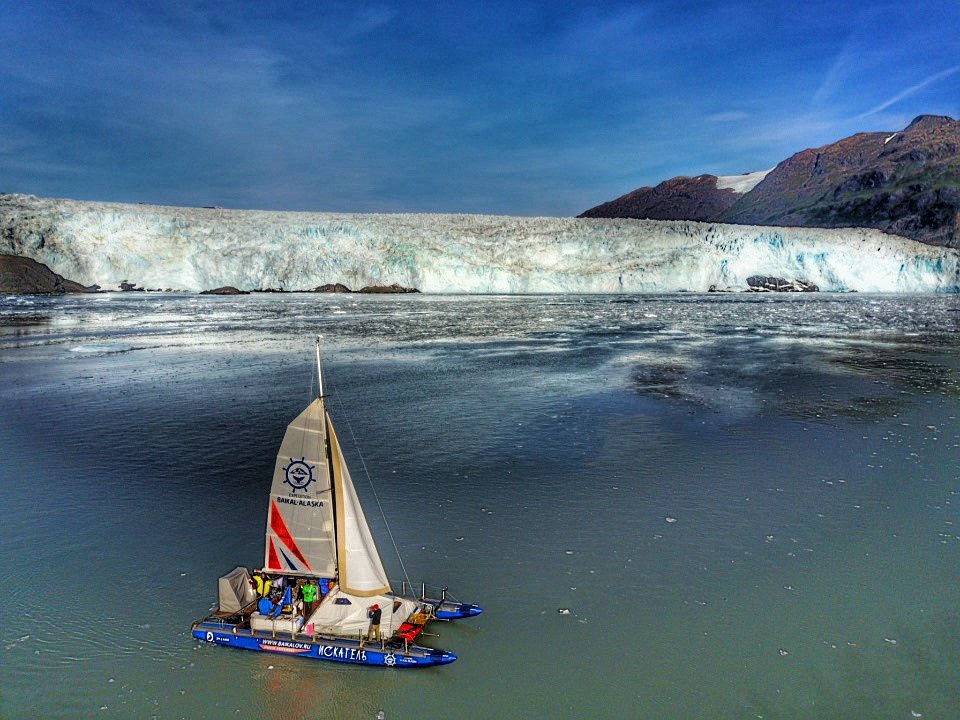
[283,457,316,493]
[384,653,396,666]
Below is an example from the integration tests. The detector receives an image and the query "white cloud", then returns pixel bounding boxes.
[854,65,960,120]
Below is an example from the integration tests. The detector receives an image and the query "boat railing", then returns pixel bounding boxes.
[400,580,454,603]
[196,615,239,630]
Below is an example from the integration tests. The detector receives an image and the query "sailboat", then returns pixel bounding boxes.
[192,338,481,667]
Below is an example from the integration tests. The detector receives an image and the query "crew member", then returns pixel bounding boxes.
[252,569,272,598]
[302,578,319,620]
[367,603,382,643]
[257,595,275,616]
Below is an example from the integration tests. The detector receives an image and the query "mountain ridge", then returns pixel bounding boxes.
[580,115,960,248]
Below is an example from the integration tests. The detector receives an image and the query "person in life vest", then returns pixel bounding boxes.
[301,578,319,620]
[367,603,382,643]
[251,569,272,598]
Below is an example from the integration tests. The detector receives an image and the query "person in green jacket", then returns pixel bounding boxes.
[301,578,319,620]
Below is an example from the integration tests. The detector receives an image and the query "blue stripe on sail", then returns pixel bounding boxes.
[280,547,299,571]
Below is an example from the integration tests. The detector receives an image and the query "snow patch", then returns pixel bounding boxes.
[715,169,771,194]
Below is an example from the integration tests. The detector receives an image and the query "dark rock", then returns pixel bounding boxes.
[251,287,287,293]
[358,283,420,293]
[119,280,144,291]
[746,275,819,292]
[311,283,353,293]
[200,286,249,295]
[0,254,88,294]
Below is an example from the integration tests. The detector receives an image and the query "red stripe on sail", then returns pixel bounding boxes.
[267,537,281,571]
[269,500,312,571]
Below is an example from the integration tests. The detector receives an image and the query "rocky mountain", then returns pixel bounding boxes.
[579,173,749,221]
[581,115,960,248]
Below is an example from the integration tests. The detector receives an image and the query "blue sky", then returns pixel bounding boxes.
[1,1,958,216]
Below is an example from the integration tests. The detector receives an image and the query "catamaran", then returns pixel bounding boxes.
[192,338,481,667]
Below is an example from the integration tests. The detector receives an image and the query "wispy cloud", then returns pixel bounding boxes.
[854,65,960,120]
[705,111,750,123]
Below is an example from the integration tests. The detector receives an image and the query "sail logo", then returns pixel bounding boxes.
[283,457,316,493]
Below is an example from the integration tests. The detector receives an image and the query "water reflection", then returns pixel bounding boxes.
[626,332,960,421]
[0,313,52,339]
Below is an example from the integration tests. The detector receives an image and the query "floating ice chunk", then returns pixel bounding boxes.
[558,608,571,615]
[665,517,678,523]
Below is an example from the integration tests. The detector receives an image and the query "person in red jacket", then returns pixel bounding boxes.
[367,603,382,643]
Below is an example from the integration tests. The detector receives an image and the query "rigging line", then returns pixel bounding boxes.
[328,370,414,596]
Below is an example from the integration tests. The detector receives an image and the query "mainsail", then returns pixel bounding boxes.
[264,398,337,575]
[263,348,391,598]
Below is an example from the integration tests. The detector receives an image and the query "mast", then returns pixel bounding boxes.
[262,337,337,576]
[315,335,324,398]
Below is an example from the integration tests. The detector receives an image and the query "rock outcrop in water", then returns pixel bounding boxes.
[0,253,88,294]
[745,276,819,292]
[359,283,420,293]
[200,286,249,295]
[311,283,353,293]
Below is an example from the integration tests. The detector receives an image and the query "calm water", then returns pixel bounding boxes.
[1,292,959,719]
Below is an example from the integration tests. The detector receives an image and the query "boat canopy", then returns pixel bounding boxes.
[218,566,258,614]
[307,589,418,638]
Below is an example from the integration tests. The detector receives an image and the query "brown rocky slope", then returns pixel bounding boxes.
[582,115,960,248]
[578,174,742,221]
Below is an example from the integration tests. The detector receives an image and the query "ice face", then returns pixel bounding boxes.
[2,194,959,293]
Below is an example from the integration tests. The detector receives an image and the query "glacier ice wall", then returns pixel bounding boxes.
[2,194,959,293]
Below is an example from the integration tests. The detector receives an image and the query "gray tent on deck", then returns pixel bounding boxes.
[218,567,257,613]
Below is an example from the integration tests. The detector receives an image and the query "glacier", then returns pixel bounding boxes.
[2,193,960,293]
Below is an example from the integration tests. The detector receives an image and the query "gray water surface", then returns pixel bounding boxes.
[1,293,958,719]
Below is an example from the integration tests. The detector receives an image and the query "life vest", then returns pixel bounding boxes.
[253,574,273,598]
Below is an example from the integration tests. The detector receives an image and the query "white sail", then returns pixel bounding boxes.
[263,385,391,601]
[329,419,392,596]
[264,398,337,575]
